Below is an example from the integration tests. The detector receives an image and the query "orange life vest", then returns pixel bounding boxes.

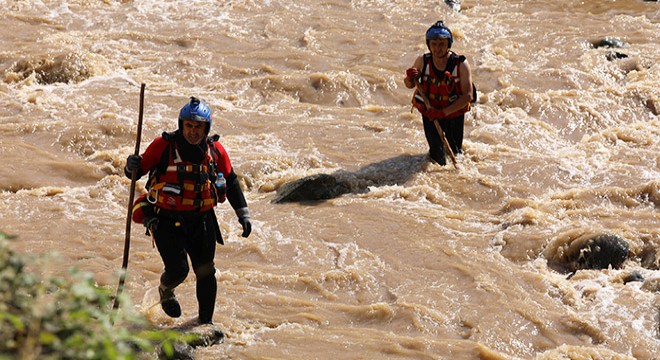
[146,139,222,213]
[420,52,471,116]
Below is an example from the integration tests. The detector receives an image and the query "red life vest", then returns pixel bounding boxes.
[146,138,223,213]
[420,52,471,116]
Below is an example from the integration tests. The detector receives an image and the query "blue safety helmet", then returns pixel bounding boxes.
[426,21,453,49]
[178,96,212,134]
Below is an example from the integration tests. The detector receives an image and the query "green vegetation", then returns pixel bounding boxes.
[0,231,194,359]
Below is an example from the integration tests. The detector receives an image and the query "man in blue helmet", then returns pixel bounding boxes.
[125,96,252,325]
[404,20,475,165]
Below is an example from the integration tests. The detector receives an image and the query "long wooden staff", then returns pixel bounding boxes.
[113,83,146,312]
[413,81,458,168]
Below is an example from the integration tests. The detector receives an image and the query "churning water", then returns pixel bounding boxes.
[1,0,659,358]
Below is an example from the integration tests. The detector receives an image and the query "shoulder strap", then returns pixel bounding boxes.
[148,135,174,179]
[421,53,431,78]
[445,54,477,101]
[445,53,464,73]
[144,140,172,191]
[162,131,176,141]
[207,135,222,171]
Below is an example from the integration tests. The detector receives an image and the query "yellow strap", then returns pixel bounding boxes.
[132,200,149,213]
[166,164,209,173]
[151,181,209,192]
[181,198,215,206]
[430,94,450,101]
[183,182,210,191]
[157,195,214,207]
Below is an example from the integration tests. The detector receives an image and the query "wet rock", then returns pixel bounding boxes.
[271,154,428,203]
[186,326,224,347]
[159,341,194,360]
[548,233,630,274]
[605,51,628,61]
[157,325,224,360]
[592,37,627,49]
[622,271,644,284]
[6,51,93,84]
[272,173,349,203]
[573,234,629,271]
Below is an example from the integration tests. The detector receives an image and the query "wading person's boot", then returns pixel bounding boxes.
[159,287,182,318]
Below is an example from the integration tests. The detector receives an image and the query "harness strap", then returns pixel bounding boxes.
[166,164,210,173]
[429,94,453,101]
[156,194,214,208]
[151,181,210,192]
[154,206,212,219]
[181,198,215,207]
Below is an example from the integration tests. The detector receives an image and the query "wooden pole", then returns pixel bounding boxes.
[112,83,145,312]
[413,82,458,168]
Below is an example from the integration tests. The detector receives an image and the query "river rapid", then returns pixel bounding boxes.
[1,0,659,359]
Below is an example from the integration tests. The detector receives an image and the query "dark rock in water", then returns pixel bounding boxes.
[272,173,349,203]
[592,37,627,49]
[160,341,195,360]
[574,234,629,271]
[623,271,644,284]
[157,325,224,360]
[271,154,428,203]
[547,233,630,274]
[187,327,224,347]
[605,51,628,61]
[7,52,93,84]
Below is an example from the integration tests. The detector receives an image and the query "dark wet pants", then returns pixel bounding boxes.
[153,210,218,323]
[422,114,464,165]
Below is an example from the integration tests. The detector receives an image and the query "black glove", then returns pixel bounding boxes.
[126,154,142,172]
[235,207,252,238]
[144,217,158,236]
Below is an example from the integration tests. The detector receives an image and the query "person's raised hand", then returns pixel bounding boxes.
[406,67,419,80]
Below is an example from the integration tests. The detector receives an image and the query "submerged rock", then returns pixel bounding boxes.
[272,173,349,203]
[271,154,428,203]
[547,233,630,274]
[157,325,224,360]
[592,37,627,49]
[6,51,95,84]
[573,234,629,271]
[622,271,644,284]
[605,51,628,61]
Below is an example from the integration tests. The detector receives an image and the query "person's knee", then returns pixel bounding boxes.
[193,262,216,279]
[161,266,189,289]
